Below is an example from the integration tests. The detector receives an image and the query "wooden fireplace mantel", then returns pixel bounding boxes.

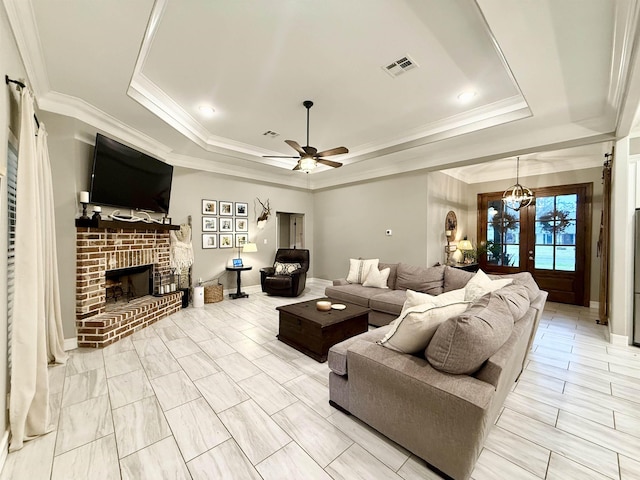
[75,218,179,231]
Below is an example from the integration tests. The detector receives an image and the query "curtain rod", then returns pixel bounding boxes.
[5,75,40,129]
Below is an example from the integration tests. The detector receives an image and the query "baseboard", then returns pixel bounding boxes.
[221,278,331,298]
[0,428,9,473]
[589,301,600,310]
[307,277,332,287]
[610,333,629,346]
[64,337,78,351]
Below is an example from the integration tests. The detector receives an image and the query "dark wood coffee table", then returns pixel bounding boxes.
[276,298,369,362]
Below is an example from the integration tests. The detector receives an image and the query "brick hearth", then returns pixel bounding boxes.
[76,224,182,348]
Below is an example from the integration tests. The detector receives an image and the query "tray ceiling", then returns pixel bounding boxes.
[7,0,640,188]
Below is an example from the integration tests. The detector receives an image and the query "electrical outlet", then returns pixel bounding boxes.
[385,229,392,236]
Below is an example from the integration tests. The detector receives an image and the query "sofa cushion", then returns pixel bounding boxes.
[363,267,390,288]
[379,262,399,289]
[400,288,466,316]
[369,289,406,316]
[347,258,379,284]
[328,325,391,376]
[443,266,475,292]
[489,272,541,301]
[464,269,513,302]
[426,291,515,375]
[396,263,445,295]
[378,302,470,354]
[325,283,384,307]
[494,284,530,321]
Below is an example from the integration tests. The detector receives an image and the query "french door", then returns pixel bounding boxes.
[477,183,592,306]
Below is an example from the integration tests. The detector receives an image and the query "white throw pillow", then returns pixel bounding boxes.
[464,269,513,302]
[362,267,390,288]
[378,302,470,354]
[400,288,466,316]
[346,258,379,284]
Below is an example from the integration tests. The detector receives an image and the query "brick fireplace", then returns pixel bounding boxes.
[76,221,183,348]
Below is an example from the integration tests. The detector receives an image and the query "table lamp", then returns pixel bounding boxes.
[457,237,473,264]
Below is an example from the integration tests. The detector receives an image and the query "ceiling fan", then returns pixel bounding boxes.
[263,100,348,172]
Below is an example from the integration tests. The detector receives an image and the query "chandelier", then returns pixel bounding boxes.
[502,157,534,211]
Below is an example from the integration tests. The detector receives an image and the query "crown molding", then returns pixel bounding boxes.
[3,0,50,96]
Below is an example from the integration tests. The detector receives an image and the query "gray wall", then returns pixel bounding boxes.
[465,166,603,304]
[169,167,314,289]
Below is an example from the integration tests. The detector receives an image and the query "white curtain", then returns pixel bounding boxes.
[9,88,67,452]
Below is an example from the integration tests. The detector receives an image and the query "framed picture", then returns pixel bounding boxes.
[235,202,248,217]
[235,233,249,248]
[219,234,233,248]
[202,199,217,215]
[232,258,243,267]
[219,218,233,232]
[219,201,233,216]
[202,234,217,249]
[235,218,248,232]
[202,217,217,232]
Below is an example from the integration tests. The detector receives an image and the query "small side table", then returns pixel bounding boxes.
[226,266,252,299]
[450,263,479,272]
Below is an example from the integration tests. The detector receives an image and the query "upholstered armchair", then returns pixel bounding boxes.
[260,248,310,297]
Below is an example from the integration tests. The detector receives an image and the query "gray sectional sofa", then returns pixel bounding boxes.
[327,266,547,480]
[325,263,475,326]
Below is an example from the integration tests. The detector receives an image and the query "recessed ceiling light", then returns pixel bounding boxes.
[198,105,215,116]
[457,91,477,103]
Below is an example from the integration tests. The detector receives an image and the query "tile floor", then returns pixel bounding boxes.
[2,280,640,479]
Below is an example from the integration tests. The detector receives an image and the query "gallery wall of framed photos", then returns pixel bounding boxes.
[201,199,249,250]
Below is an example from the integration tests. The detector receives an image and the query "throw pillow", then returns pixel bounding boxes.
[362,267,390,288]
[396,263,445,295]
[400,288,465,316]
[464,269,513,302]
[274,262,301,275]
[494,284,530,321]
[426,291,515,375]
[346,258,379,284]
[378,301,470,354]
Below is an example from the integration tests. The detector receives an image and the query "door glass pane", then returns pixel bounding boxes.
[505,245,519,267]
[535,196,555,219]
[556,220,576,245]
[556,194,577,219]
[535,221,554,245]
[555,246,576,271]
[535,245,554,270]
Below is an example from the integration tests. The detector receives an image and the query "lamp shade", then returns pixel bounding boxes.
[242,242,258,253]
[458,239,473,251]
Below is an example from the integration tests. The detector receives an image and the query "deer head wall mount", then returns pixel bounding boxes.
[256,198,271,229]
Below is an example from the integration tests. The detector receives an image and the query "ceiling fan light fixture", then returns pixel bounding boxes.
[502,157,534,211]
[299,157,317,173]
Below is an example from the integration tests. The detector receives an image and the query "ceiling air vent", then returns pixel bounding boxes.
[382,54,419,78]
[262,130,279,138]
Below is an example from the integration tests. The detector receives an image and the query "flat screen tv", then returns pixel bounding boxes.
[90,133,173,214]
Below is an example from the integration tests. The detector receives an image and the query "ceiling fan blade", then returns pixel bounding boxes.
[262,155,301,159]
[302,145,317,156]
[316,146,348,157]
[285,140,306,155]
[292,162,301,171]
[317,158,343,168]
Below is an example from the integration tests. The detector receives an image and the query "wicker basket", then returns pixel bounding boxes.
[204,283,223,303]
